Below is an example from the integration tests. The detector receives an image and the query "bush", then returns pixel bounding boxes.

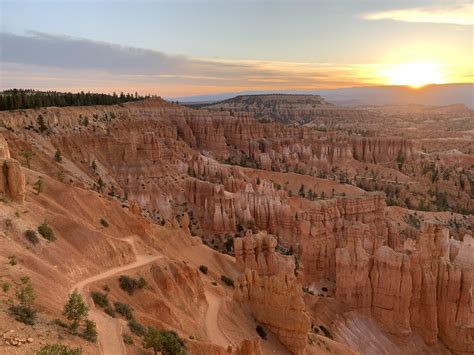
[104,306,116,318]
[9,304,37,325]
[38,222,56,241]
[114,302,134,320]
[90,291,109,308]
[128,319,146,336]
[123,334,134,345]
[36,343,82,355]
[100,218,109,227]
[256,325,267,340]
[199,265,208,274]
[25,229,39,245]
[142,326,186,355]
[80,319,97,343]
[118,275,145,295]
[53,318,69,328]
[220,275,234,287]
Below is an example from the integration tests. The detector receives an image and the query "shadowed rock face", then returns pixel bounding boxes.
[234,269,311,355]
[0,134,25,202]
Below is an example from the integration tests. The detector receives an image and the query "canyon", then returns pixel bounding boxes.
[0,95,472,354]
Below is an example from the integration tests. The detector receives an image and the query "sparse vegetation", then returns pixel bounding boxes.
[142,326,186,355]
[128,319,146,336]
[90,291,109,308]
[118,275,146,295]
[9,280,37,325]
[34,176,44,195]
[80,319,98,343]
[38,221,56,241]
[36,343,82,355]
[114,302,134,320]
[25,229,39,245]
[63,290,89,332]
[319,325,333,339]
[123,334,134,345]
[54,149,63,163]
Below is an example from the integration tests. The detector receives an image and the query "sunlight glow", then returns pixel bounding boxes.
[382,62,445,88]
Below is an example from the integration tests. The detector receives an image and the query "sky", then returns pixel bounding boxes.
[0,0,472,97]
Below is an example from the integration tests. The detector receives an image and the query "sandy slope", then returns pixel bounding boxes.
[69,236,163,355]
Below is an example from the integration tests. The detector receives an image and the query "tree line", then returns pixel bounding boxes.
[0,89,155,111]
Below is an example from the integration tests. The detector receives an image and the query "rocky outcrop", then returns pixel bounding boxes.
[370,246,412,337]
[234,269,311,355]
[335,223,372,309]
[437,235,474,354]
[234,231,295,277]
[0,134,26,202]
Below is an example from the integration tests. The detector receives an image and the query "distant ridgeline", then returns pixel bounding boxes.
[0,89,154,111]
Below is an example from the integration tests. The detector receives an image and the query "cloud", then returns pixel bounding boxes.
[364,4,473,26]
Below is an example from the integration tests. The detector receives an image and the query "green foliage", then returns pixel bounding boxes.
[142,326,186,355]
[54,149,62,163]
[128,319,146,336]
[123,334,134,345]
[90,291,109,308]
[36,343,82,355]
[38,222,56,241]
[37,114,49,133]
[34,177,44,195]
[199,265,208,275]
[114,302,134,320]
[298,184,305,197]
[118,275,146,295]
[80,319,97,343]
[0,88,149,111]
[63,290,89,332]
[220,275,234,287]
[25,229,39,245]
[104,306,116,317]
[19,151,33,169]
[8,255,17,266]
[9,281,37,325]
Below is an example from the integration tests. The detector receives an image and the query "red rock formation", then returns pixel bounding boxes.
[234,269,311,355]
[370,246,412,337]
[234,230,295,277]
[0,134,26,202]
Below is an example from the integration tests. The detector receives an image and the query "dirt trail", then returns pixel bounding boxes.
[204,289,235,349]
[69,236,162,355]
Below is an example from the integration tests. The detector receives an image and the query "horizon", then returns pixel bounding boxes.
[1,0,473,97]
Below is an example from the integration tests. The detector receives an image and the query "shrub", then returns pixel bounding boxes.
[100,218,109,227]
[90,291,109,308]
[256,325,267,340]
[128,319,146,336]
[63,290,89,332]
[80,319,97,343]
[319,325,333,339]
[38,222,56,241]
[220,275,234,287]
[199,265,208,275]
[8,255,17,266]
[9,281,37,325]
[118,275,145,295]
[123,334,134,345]
[36,343,82,355]
[142,326,186,355]
[53,318,69,328]
[104,306,116,318]
[114,302,134,320]
[25,230,39,245]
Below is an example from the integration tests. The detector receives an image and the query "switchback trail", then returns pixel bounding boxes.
[69,236,163,355]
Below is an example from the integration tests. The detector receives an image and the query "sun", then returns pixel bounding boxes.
[383,62,444,88]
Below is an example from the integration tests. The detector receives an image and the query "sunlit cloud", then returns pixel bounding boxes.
[364,4,474,26]
[0,31,472,97]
